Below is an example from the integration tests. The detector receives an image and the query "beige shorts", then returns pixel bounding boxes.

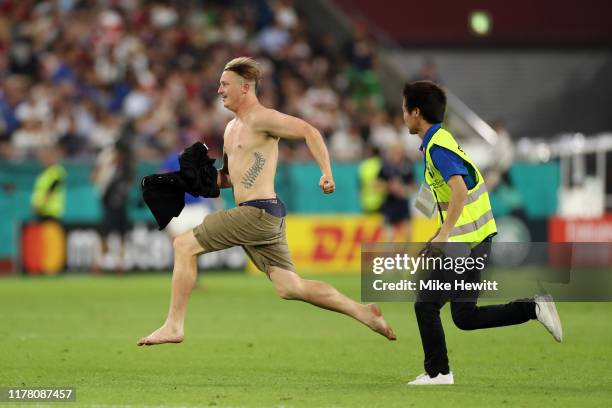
[193,205,295,273]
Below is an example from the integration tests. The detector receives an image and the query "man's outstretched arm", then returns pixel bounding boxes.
[255,109,335,194]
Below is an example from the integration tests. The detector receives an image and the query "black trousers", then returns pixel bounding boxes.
[414,241,537,377]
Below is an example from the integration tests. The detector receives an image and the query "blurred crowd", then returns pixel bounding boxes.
[0,0,428,164]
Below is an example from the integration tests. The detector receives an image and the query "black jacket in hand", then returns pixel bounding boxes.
[142,142,220,230]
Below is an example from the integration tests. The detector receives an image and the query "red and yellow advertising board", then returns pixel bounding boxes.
[21,217,440,275]
[247,215,438,274]
[284,214,383,274]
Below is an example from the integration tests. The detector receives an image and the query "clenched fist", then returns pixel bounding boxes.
[319,174,335,194]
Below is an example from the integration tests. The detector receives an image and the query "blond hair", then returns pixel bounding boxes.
[224,57,261,91]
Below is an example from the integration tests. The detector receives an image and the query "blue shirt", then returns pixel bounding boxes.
[420,124,475,190]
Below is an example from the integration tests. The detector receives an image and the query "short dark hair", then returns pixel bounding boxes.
[402,81,446,124]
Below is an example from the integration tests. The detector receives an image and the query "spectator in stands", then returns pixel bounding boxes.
[89,105,121,150]
[345,24,383,109]
[330,124,364,162]
[271,0,299,31]
[369,110,398,152]
[0,76,28,146]
[257,17,290,57]
[411,59,443,84]
[1,0,390,166]
[12,94,57,159]
[300,77,339,134]
[8,36,39,79]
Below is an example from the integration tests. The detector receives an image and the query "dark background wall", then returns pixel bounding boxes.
[332,0,612,46]
[325,0,612,137]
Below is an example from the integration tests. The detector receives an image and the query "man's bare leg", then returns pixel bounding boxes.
[137,231,203,346]
[268,266,396,340]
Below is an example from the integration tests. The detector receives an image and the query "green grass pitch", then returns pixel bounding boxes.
[1,273,611,407]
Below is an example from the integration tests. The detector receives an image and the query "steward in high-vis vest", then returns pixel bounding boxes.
[423,125,497,244]
[358,147,385,214]
[31,146,66,220]
[401,80,562,386]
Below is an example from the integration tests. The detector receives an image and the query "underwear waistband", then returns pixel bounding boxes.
[239,198,287,218]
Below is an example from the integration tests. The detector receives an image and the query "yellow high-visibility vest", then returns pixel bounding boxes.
[358,157,385,212]
[31,164,66,219]
[424,128,497,243]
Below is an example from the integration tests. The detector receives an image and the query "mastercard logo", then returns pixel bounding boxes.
[21,221,66,275]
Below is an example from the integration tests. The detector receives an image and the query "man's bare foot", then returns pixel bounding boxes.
[137,324,184,346]
[366,303,397,341]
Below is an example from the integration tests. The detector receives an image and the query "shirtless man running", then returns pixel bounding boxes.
[137,57,396,346]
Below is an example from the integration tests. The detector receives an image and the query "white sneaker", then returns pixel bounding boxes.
[407,372,454,385]
[535,294,563,342]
